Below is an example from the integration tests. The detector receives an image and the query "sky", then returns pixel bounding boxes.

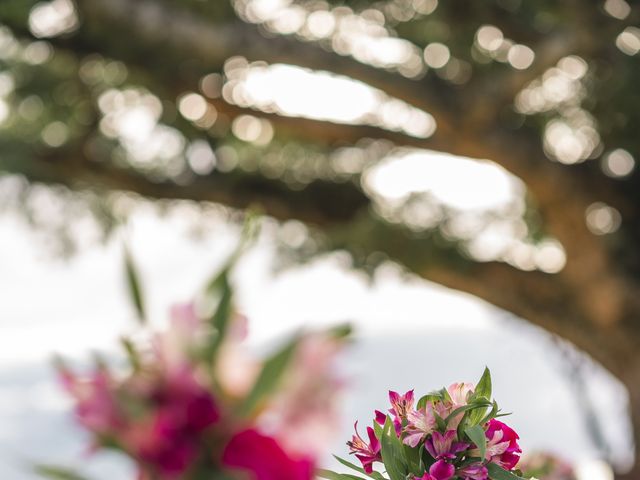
[0,204,631,480]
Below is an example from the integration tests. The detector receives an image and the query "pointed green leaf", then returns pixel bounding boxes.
[238,336,299,415]
[487,463,526,480]
[464,425,486,461]
[317,469,367,480]
[380,417,407,480]
[416,393,442,409]
[468,367,492,425]
[474,367,492,400]
[35,465,91,480]
[479,401,499,425]
[205,271,233,358]
[333,456,386,480]
[444,400,492,425]
[123,246,145,324]
[120,336,141,371]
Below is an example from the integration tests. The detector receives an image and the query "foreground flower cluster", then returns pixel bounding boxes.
[46,249,347,480]
[322,369,525,480]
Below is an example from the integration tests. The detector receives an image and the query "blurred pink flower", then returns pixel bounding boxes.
[260,334,343,458]
[59,367,122,435]
[347,423,382,474]
[222,429,314,480]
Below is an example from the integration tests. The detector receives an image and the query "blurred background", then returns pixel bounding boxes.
[0,0,639,479]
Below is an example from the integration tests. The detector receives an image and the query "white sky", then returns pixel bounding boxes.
[0,205,632,480]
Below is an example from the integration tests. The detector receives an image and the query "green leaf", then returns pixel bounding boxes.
[35,465,91,480]
[464,425,486,461]
[120,336,140,371]
[444,401,492,426]
[468,367,492,425]
[373,418,384,439]
[416,393,441,409]
[380,417,407,480]
[479,401,499,425]
[123,246,145,325]
[474,367,492,400]
[205,271,234,358]
[486,463,527,480]
[327,323,353,339]
[333,456,386,480]
[402,442,423,476]
[238,336,299,415]
[317,469,367,480]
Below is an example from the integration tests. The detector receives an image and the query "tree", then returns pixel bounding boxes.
[1,0,640,475]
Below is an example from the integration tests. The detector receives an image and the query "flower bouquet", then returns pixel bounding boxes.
[321,369,525,480]
[38,244,349,480]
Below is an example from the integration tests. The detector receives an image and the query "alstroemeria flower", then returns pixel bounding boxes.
[222,429,314,480]
[388,390,414,434]
[403,403,437,448]
[374,410,387,426]
[347,423,382,474]
[447,382,475,407]
[435,382,475,430]
[473,419,521,470]
[428,459,456,480]
[414,459,456,480]
[457,463,488,480]
[424,430,469,460]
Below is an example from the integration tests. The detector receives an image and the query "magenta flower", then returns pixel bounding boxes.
[374,410,387,426]
[424,459,456,480]
[222,429,314,480]
[347,423,382,474]
[483,419,522,470]
[388,390,414,435]
[403,403,437,448]
[121,369,221,478]
[425,430,469,460]
[457,463,488,480]
[431,459,456,480]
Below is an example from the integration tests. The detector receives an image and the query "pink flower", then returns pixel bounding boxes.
[121,368,220,478]
[415,461,457,480]
[424,430,469,460]
[388,390,414,435]
[403,403,437,448]
[222,429,314,480]
[457,463,488,480]
[259,334,343,459]
[427,459,456,480]
[59,368,122,435]
[483,419,521,470]
[347,423,382,474]
[374,410,387,426]
[447,383,475,407]
[434,382,475,430]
